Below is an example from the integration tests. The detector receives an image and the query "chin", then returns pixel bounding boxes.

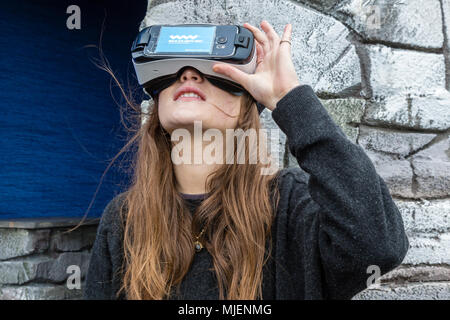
[160,103,226,131]
[172,107,205,120]
[162,115,208,133]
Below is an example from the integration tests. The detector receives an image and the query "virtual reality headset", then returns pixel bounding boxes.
[131,24,265,114]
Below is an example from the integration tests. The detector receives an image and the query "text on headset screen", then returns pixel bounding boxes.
[154,26,216,54]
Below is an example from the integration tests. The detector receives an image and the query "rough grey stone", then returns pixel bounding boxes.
[363,149,414,198]
[0,252,90,285]
[293,0,343,12]
[358,44,446,99]
[259,109,286,171]
[46,252,90,283]
[353,282,450,300]
[321,98,366,143]
[0,229,50,261]
[403,233,450,265]
[313,45,362,97]
[143,0,361,97]
[364,88,450,131]
[442,0,450,90]
[380,266,450,283]
[286,148,299,168]
[0,284,82,300]
[50,225,98,252]
[0,256,52,285]
[412,161,450,198]
[396,199,450,235]
[337,0,444,49]
[411,136,450,198]
[358,125,436,157]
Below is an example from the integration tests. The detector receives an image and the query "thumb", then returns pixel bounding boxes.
[212,63,250,89]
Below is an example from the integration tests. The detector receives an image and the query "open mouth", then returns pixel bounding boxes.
[173,85,207,101]
[176,92,204,101]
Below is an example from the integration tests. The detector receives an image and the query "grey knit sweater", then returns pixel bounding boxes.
[83,84,409,300]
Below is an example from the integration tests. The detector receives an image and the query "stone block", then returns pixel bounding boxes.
[358,44,445,98]
[396,199,450,235]
[364,88,450,131]
[0,229,50,260]
[0,252,90,285]
[0,283,82,300]
[380,266,450,283]
[363,149,414,198]
[442,0,450,90]
[0,256,52,285]
[412,161,450,198]
[352,282,450,300]
[46,252,90,283]
[313,45,362,97]
[261,109,287,169]
[336,0,444,49]
[321,98,366,143]
[358,126,436,157]
[50,225,98,252]
[403,233,450,265]
[293,0,342,11]
[411,136,450,198]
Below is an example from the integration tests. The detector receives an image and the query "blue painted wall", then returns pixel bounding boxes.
[0,1,146,218]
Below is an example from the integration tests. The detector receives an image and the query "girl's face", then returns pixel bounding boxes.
[157,67,243,134]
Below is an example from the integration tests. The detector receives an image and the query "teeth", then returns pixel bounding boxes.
[179,92,201,99]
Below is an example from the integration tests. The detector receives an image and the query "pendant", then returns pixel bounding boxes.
[194,240,203,252]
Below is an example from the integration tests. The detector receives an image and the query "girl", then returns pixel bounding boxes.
[84,21,408,300]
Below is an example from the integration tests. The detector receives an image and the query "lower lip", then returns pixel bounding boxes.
[176,96,204,101]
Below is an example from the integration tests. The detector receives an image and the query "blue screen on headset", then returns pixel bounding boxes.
[154,26,216,54]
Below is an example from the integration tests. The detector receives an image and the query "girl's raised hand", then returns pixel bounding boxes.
[213,20,301,111]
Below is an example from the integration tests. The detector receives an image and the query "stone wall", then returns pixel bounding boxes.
[141,0,450,299]
[0,219,98,299]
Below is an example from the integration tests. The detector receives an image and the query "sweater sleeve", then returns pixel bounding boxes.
[83,194,126,300]
[271,84,409,299]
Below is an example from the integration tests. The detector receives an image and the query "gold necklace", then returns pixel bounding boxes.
[194,226,206,252]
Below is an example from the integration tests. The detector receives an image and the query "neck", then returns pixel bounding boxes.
[172,130,226,195]
[173,162,219,194]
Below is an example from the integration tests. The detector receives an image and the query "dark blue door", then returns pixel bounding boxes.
[0,1,146,218]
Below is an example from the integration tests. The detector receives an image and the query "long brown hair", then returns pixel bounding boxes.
[117,87,281,299]
[75,54,281,299]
